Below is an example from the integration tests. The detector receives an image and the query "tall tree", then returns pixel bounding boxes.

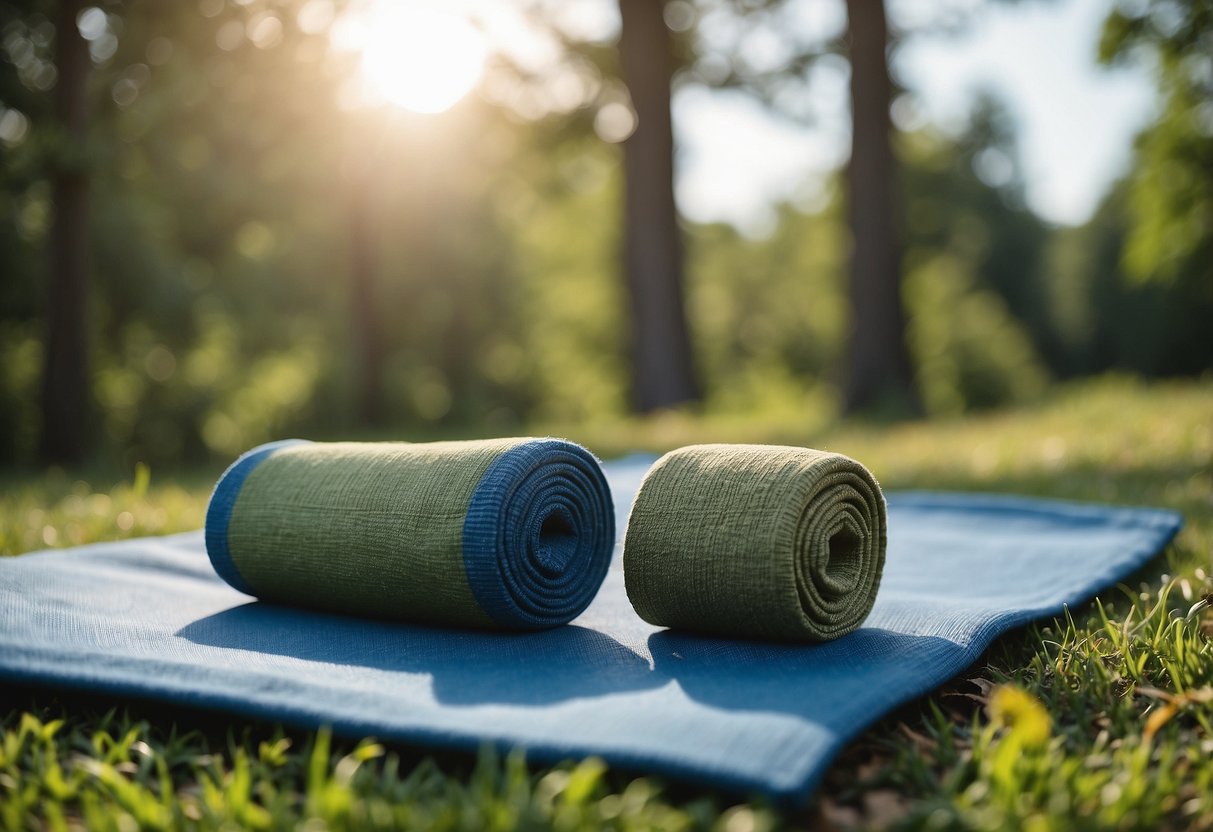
[616,0,699,412]
[681,0,940,414]
[348,145,383,427]
[841,0,917,414]
[38,0,92,464]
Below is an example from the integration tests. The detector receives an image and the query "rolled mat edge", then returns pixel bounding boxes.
[204,438,311,596]
[462,438,616,629]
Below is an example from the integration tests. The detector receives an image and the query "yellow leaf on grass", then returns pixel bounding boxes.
[989,685,1051,749]
[1143,702,1178,743]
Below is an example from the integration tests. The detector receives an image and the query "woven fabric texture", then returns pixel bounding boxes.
[0,457,1181,801]
[205,438,614,630]
[625,445,886,641]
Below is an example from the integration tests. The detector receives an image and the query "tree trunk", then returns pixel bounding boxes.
[38,0,92,465]
[617,0,699,412]
[348,163,382,427]
[842,0,917,415]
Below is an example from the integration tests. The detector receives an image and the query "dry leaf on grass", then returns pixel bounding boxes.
[1136,685,1213,743]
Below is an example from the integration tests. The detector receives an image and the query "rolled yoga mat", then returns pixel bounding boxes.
[624,444,886,641]
[205,438,615,630]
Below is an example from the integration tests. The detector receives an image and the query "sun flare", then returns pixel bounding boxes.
[356,5,487,114]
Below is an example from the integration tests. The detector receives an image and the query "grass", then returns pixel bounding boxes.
[2,375,1211,830]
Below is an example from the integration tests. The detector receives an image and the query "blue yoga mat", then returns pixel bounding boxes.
[0,456,1181,801]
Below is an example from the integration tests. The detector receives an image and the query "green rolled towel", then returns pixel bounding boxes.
[623,444,886,641]
[205,438,615,630]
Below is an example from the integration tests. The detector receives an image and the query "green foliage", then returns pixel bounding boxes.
[1075,0,1213,377]
[687,199,847,415]
[0,711,754,831]
[0,462,204,555]
[905,254,1047,416]
[901,94,1061,373]
[4,379,1213,829]
[1100,0,1213,285]
[684,99,1057,421]
[503,138,630,424]
[1,0,551,465]
[1045,180,1213,379]
[892,99,1053,415]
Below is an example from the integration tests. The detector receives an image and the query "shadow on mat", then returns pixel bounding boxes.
[178,602,663,706]
[646,628,965,717]
[179,602,963,719]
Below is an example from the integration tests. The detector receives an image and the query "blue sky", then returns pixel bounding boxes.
[673,0,1158,234]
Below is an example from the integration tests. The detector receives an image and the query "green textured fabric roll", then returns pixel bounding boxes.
[623,444,886,642]
[205,438,615,630]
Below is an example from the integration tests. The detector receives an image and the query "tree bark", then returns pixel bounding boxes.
[842,0,918,415]
[38,0,92,464]
[617,0,699,412]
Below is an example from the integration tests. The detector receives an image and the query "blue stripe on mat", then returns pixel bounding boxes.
[203,439,310,595]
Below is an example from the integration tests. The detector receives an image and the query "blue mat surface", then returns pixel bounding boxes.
[0,457,1181,801]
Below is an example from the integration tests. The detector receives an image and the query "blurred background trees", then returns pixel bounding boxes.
[0,0,1209,469]
[617,0,699,412]
[839,0,916,415]
[37,0,90,464]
